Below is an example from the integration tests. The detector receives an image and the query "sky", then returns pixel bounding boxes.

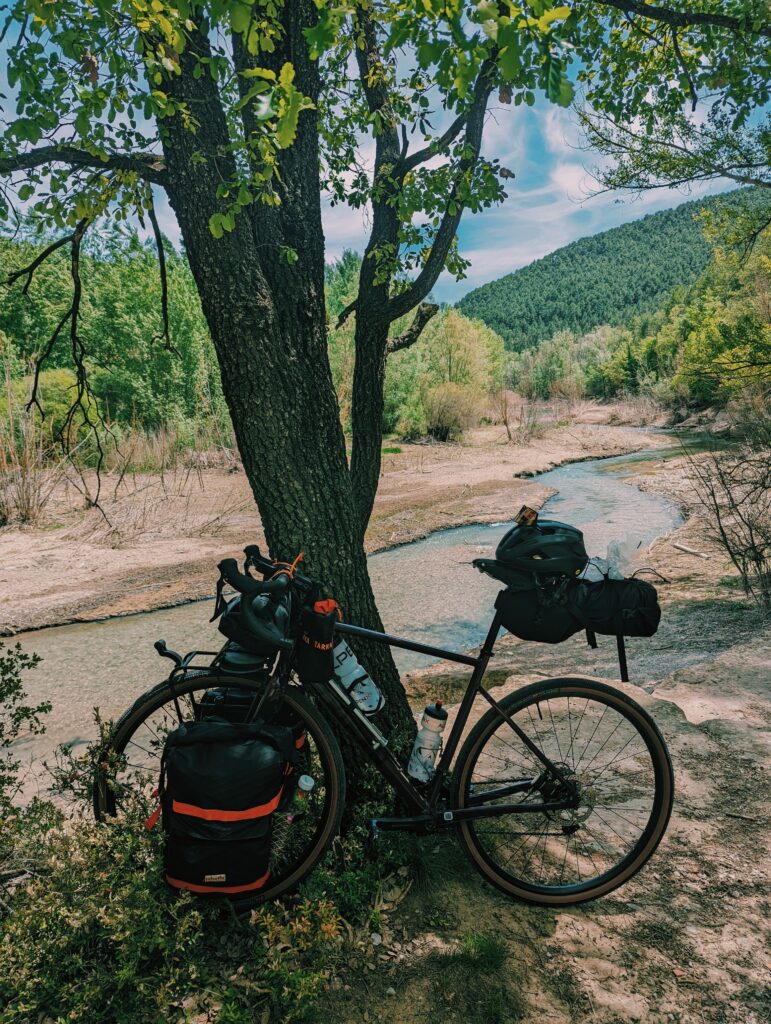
[147,92,735,306]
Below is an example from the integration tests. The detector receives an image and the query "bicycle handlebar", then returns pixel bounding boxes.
[217,557,290,596]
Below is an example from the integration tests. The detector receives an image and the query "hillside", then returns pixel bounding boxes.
[457,193,733,348]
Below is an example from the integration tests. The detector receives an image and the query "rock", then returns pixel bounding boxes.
[386,987,396,997]
[371,932,383,946]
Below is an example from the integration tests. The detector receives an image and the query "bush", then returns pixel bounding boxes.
[423,382,481,441]
[0,642,48,810]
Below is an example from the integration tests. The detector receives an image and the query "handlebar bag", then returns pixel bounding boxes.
[158,719,296,897]
[294,599,339,684]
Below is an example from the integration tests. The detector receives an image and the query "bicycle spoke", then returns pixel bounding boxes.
[464,688,662,892]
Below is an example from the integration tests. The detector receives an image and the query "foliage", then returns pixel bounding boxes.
[506,225,771,410]
[0,805,343,1023]
[327,254,506,440]
[458,193,737,348]
[0,226,226,431]
[0,642,48,812]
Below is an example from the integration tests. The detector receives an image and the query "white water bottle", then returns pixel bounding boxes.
[332,639,385,715]
[407,701,448,782]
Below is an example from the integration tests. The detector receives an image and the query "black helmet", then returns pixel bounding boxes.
[495,519,588,576]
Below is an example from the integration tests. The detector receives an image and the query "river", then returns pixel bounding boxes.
[11,444,684,775]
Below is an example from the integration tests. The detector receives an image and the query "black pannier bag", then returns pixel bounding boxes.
[294,598,339,684]
[155,719,296,897]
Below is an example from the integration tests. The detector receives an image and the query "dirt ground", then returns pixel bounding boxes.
[312,457,770,1024]
[0,404,666,634]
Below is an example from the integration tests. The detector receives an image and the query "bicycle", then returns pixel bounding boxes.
[94,545,674,909]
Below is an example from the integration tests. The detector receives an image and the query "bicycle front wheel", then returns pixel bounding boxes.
[94,673,346,907]
[452,678,673,906]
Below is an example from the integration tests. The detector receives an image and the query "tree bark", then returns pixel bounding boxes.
[157,21,414,752]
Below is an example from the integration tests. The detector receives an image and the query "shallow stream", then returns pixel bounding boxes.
[13,443,689,773]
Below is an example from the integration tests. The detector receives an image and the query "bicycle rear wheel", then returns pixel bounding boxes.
[452,678,673,906]
[94,672,345,907]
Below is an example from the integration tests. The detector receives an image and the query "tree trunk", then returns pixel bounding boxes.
[156,24,415,758]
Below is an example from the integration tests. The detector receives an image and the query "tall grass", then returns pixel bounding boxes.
[0,371,65,526]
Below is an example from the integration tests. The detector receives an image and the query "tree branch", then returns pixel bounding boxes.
[400,112,469,173]
[5,232,74,293]
[387,60,495,322]
[146,198,177,354]
[670,28,697,111]
[0,145,167,185]
[387,302,439,354]
[595,0,770,39]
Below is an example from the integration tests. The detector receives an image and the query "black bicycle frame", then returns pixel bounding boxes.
[310,612,578,832]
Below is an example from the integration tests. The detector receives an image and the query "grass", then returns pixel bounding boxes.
[382,446,402,455]
[427,931,526,1024]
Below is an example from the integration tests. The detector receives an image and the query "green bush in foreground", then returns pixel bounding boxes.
[0,808,344,1024]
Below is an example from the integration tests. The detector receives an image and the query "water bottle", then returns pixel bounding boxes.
[332,638,385,715]
[407,701,448,782]
[292,774,315,816]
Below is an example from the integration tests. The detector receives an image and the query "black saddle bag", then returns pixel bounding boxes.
[495,576,661,646]
[495,588,582,644]
[569,578,661,638]
[158,719,296,897]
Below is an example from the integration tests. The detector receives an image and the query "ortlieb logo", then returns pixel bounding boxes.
[204,873,226,883]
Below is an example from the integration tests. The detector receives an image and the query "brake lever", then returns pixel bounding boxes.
[154,639,182,667]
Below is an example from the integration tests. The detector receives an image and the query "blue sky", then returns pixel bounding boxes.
[149,90,736,305]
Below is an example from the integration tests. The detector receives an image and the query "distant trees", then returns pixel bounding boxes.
[507,231,771,411]
[1,227,224,432]
[457,193,760,349]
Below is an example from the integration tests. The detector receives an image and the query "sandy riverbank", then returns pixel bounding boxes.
[0,409,667,634]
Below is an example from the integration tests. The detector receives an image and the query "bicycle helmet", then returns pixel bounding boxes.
[495,519,588,576]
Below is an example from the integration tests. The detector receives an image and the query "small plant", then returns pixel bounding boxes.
[686,393,771,613]
[0,641,48,811]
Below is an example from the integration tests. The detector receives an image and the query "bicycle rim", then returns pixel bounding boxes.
[454,679,673,905]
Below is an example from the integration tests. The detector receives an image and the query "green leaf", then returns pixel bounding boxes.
[208,213,224,239]
[230,3,252,35]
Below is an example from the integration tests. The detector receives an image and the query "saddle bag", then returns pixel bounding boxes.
[156,719,296,897]
[569,577,661,638]
[495,588,582,644]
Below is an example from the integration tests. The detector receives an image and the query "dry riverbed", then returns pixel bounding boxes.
[0,411,664,634]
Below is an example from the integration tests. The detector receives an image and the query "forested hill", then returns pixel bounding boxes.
[457,194,731,348]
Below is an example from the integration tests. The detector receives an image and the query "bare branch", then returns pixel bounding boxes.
[387,302,439,354]
[146,198,178,355]
[0,145,167,185]
[387,60,495,322]
[595,0,770,39]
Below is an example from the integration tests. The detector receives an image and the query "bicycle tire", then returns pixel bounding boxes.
[93,672,346,907]
[452,677,673,906]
